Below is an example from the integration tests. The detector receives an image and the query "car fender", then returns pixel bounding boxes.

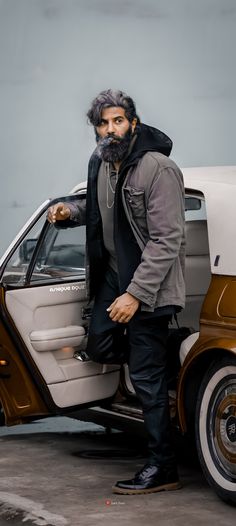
[177,336,236,433]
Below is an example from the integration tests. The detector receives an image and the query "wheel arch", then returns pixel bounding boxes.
[177,346,236,434]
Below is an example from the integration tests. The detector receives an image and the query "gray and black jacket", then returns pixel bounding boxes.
[66,123,185,313]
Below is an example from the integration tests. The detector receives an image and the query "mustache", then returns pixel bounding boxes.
[98,134,122,146]
[96,134,122,156]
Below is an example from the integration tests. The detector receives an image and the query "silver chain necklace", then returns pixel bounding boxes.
[105,163,119,209]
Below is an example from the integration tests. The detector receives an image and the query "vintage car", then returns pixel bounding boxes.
[0,166,235,504]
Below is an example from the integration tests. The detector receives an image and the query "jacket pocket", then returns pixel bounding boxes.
[123,186,146,219]
[123,186,148,246]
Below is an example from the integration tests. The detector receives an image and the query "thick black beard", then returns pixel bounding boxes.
[96,126,133,163]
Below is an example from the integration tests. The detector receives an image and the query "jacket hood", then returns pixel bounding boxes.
[130,123,172,162]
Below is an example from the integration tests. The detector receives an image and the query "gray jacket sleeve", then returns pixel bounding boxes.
[126,166,185,307]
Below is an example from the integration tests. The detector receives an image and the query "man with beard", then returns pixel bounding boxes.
[47,89,185,495]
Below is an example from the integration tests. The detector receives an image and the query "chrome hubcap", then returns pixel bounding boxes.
[209,377,236,480]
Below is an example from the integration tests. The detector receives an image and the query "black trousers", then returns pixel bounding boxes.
[86,268,176,466]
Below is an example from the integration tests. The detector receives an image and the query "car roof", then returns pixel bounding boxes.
[182,165,236,188]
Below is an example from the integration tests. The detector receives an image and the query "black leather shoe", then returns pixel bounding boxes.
[112,463,182,495]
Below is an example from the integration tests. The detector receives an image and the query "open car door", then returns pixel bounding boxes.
[0,194,120,425]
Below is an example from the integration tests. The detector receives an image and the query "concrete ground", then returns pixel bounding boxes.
[0,417,235,526]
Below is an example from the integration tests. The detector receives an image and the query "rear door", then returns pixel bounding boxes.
[0,194,120,424]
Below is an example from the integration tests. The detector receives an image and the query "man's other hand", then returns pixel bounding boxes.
[107,292,140,323]
[47,202,71,223]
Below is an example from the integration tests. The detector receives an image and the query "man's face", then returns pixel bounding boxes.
[95,107,137,163]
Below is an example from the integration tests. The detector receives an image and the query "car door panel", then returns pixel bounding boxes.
[5,280,120,408]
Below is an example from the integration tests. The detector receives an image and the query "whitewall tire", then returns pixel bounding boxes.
[195,356,236,504]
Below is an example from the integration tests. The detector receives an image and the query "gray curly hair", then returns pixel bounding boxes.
[87,89,140,127]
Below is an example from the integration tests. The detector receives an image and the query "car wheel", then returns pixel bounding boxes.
[195,356,236,505]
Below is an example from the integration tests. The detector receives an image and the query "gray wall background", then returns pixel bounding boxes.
[0,0,235,256]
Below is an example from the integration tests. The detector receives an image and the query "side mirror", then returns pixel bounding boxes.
[19,239,38,263]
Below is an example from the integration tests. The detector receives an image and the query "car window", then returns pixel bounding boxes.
[2,214,46,286]
[2,200,86,287]
[29,222,86,283]
[185,195,207,221]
